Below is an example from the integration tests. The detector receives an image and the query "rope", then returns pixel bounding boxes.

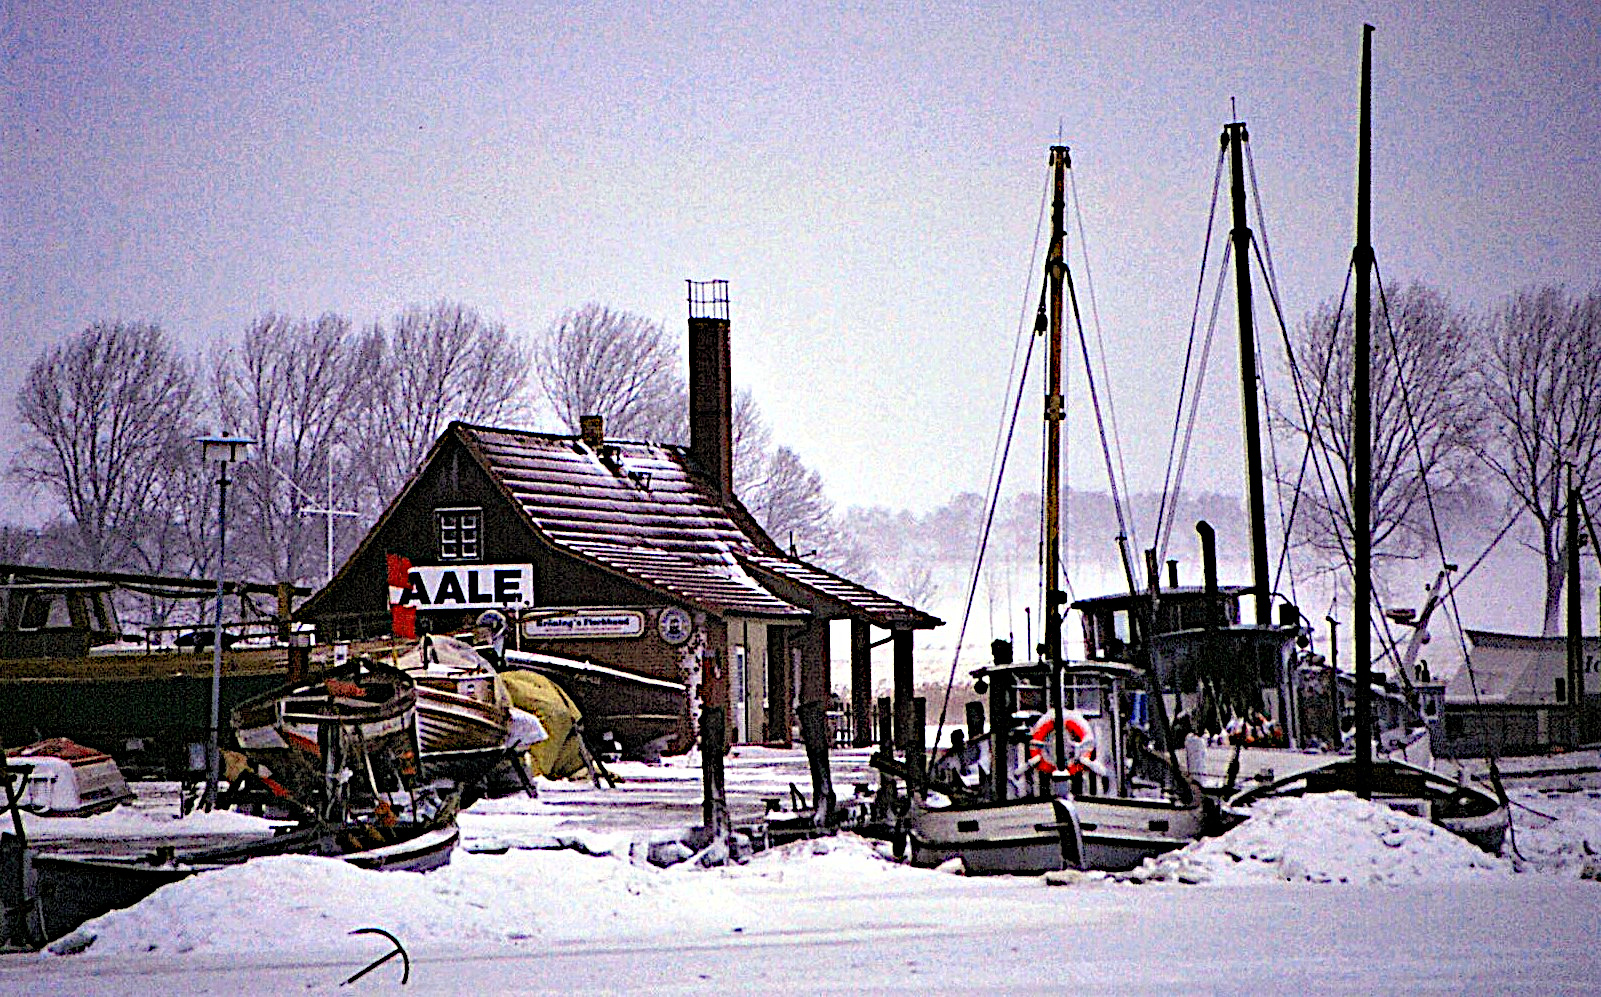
[1373,261,1512,843]
[1241,152,1302,610]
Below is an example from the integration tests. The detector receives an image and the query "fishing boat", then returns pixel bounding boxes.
[0,565,312,778]
[1216,26,1512,854]
[906,146,1207,875]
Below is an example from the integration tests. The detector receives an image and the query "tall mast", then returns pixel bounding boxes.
[1353,24,1375,798]
[1044,146,1068,670]
[1225,121,1272,626]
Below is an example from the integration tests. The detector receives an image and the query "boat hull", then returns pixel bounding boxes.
[4,818,459,948]
[413,686,510,754]
[502,650,688,758]
[909,794,1204,874]
[1225,757,1509,854]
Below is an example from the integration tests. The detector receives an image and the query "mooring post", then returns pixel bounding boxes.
[700,706,728,837]
[910,696,928,791]
[799,700,836,826]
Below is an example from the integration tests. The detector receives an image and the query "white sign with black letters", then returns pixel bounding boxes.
[521,609,645,640]
[399,564,535,610]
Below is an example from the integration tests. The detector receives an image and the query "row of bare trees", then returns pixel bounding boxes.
[9,301,852,615]
[1281,281,1601,635]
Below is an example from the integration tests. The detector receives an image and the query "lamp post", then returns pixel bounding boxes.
[199,434,253,811]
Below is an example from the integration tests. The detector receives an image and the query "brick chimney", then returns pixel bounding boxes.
[687,280,734,503]
[579,414,605,450]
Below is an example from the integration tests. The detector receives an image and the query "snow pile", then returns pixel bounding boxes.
[1506,787,1601,877]
[20,800,284,841]
[1123,791,1511,885]
[57,846,760,957]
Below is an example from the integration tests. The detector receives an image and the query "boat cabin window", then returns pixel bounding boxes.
[1080,608,1137,660]
[17,591,74,630]
[1066,681,1104,717]
[436,507,482,561]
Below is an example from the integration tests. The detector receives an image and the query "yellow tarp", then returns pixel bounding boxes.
[500,670,588,780]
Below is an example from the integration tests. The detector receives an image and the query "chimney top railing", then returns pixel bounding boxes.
[687,279,730,322]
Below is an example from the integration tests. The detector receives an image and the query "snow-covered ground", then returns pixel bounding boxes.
[4,748,1599,993]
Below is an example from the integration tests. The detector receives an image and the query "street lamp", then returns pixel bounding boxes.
[199,434,253,811]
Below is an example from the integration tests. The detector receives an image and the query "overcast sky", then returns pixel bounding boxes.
[4,1,1598,522]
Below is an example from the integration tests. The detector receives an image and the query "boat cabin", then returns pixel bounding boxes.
[0,579,121,659]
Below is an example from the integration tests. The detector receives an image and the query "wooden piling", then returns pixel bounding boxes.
[700,706,728,836]
[798,700,836,826]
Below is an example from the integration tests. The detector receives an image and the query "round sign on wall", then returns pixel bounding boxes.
[657,606,693,645]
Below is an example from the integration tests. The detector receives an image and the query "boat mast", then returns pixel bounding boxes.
[1224,121,1273,626]
[1353,24,1375,798]
[1046,146,1069,771]
[1044,146,1068,670]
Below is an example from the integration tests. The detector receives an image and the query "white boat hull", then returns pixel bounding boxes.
[909,793,1204,874]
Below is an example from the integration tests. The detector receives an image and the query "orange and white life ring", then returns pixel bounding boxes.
[1028,710,1096,776]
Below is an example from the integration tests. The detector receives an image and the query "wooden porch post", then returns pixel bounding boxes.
[851,620,873,747]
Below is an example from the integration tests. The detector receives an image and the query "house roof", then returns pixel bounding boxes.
[457,424,806,618]
[739,552,941,629]
[301,421,941,627]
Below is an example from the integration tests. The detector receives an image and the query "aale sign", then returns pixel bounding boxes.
[399,564,534,610]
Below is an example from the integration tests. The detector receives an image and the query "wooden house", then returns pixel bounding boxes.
[297,283,940,751]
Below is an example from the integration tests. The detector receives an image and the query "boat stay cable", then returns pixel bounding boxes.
[1241,143,1306,613]
[1157,240,1234,568]
[932,170,1051,744]
[1068,167,1140,569]
[1067,263,1139,597]
[1368,258,1516,842]
[1155,145,1227,566]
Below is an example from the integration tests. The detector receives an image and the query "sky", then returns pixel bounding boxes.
[4,1,1599,522]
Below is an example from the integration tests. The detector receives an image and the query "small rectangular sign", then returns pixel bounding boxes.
[521,609,645,640]
[399,564,535,610]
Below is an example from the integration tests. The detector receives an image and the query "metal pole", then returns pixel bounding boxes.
[1353,23,1375,798]
[204,462,231,811]
[1568,466,1583,709]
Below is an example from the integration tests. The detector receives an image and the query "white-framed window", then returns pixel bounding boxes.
[436,507,482,561]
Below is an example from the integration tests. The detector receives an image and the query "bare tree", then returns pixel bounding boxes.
[1479,284,1601,635]
[13,321,198,571]
[1278,282,1484,577]
[215,312,375,585]
[745,446,847,562]
[535,303,686,441]
[361,301,532,502]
